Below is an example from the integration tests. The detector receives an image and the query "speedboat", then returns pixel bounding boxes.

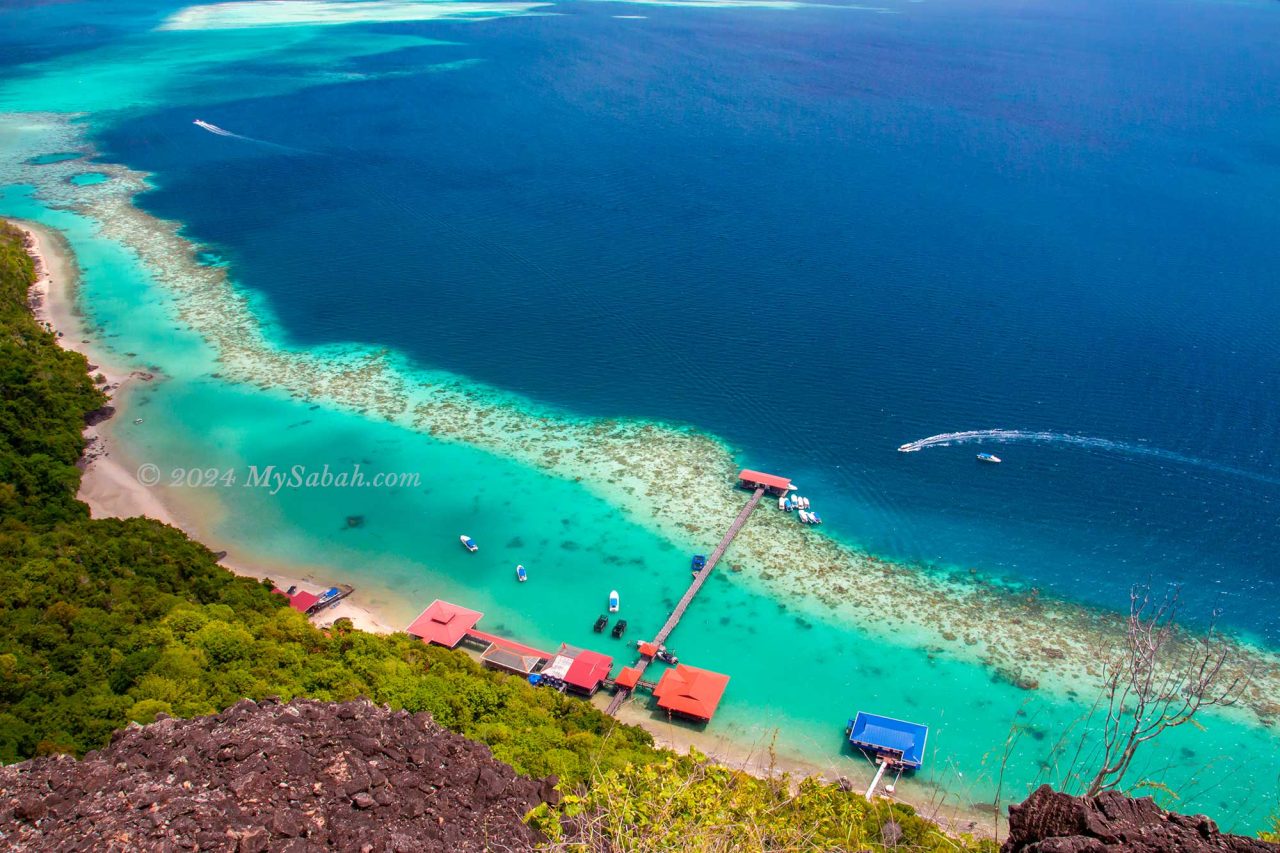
[810,511,823,525]
[801,496,811,510]
[798,510,812,524]
[593,614,608,633]
[608,590,620,612]
[515,564,527,582]
[778,496,787,510]
[784,498,793,512]
[460,535,478,552]
[691,554,707,573]
[898,443,915,452]
[611,619,628,639]
[976,453,1002,464]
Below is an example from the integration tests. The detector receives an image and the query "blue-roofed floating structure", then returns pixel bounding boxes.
[845,712,929,800]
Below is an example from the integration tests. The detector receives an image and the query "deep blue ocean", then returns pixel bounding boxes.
[65,0,1280,641]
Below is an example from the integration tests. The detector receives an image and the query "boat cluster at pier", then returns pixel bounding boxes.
[326,468,927,799]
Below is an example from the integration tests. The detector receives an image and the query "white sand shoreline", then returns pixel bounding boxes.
[13,218,992,836]
[16,219,397,636]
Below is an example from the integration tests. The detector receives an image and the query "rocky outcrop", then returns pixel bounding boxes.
[1004,784,1277,853]
[0,697,555,852]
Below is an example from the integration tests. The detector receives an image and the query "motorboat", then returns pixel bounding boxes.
[460,535,478,552]
[976,453,1002,464]
[801,496,811,510]
[611,619,628,639]
[809,511,823,524]
[778,496,787,510]
[593,614,609,633]
[691,554,707,573]
[515,564,527,582]
[608,590,620,612]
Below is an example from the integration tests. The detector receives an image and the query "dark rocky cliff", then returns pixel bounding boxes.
[1004,784,1277,853]
[0,697,556,852]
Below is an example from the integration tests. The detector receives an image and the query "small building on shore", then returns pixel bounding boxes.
[653,664,730,722]
[405,599,483,649]
[737,469,793,496]
[563,649,614,697]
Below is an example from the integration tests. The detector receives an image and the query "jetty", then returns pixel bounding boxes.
[605,469,789,717]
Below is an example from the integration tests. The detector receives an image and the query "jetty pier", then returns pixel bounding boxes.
[404,467,792,725]
[605,469,791,719]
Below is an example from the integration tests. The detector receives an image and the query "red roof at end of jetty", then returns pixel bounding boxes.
[737,469,792,491]
[654,664,730,722]
[614,666,642,690]
[564,650,613,693]
[637,641,659,659]
[274,588,320,614]
[405,599,483,648]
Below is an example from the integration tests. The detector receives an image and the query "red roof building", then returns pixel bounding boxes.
[273,588,320,614]
[737,469,793,495]
[563,649,613,696]
[653,664,730,722]
[405,599,483,648]
[614,666,642,690]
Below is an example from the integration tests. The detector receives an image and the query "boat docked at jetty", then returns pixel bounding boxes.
[778,495,787,510]
[810,511,822,524]
[460,535,478,552]
[515,564,527,582]
[608,590,620,612]
[800,496,811,510]
[976,453,1002,464]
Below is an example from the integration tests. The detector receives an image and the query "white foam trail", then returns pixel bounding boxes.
[192,119,316,155]
[897,429,1280,487]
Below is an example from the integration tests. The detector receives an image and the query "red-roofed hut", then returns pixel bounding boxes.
[737,469,793,496]
[564,649,613,696]
[405,599,483,648]
[273,588,320,614]
[614,666,642,690]
[653,664,730,722]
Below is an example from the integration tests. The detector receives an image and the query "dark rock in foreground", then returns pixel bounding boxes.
[0,697,553,852]
[1004,784,1277,853]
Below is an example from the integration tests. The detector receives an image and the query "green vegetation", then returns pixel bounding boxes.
[532,753,981,851]
[0,219,997,850]
[0,222,105,527]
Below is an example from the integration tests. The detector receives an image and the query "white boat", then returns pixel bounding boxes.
[778,496,787,510]
[516,564,527,582]
[608,590,620,612]
[976,453,1002,464]
[460,534,478,552]
[810,511,823,524]
[801,496,811,510]
[798,510,812,524]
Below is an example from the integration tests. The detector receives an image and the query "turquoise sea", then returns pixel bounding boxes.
[3,0,1279,830]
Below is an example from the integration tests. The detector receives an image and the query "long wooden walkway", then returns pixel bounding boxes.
[605,486,766,716]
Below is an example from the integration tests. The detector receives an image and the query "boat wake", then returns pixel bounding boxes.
[192,119,316,155]
[897,429,1280,487]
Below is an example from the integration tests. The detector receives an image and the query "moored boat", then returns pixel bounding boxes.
[798,510,812,524]
[801,496,811,510]
[593,614,609,632]
[611,619,628,639]
[778,496,787,510]
[515,564,527,582]
[608,590,620,612]
[976,453,1002,464]
[460,535,478,552]
[810,511,822,524]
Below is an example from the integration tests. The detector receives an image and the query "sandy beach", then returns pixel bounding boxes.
[17,219,396,635]
[15,217,995,834]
